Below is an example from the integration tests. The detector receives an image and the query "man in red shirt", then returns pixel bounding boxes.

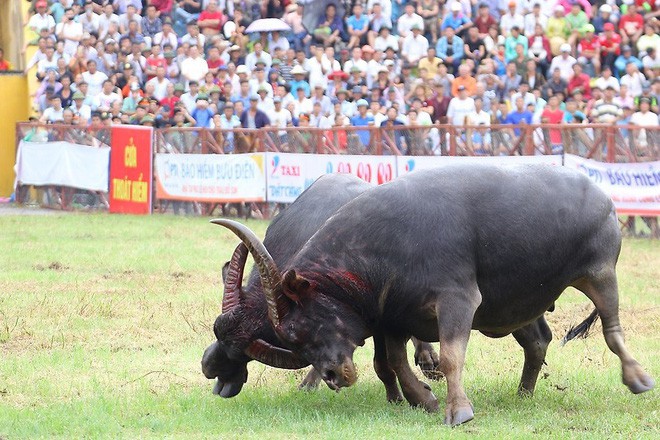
[618,4,644,46]
[474,4,497,39]
[206,46,224,75]
[198,0,224,37]
[567,63,592,100]
[541,95,565,153]
[599,23,621,72]
[149,0,173,16]
[144,44,167,81]
[577,25,601,75]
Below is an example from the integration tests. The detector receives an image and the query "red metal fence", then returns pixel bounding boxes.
[14,122,660,217]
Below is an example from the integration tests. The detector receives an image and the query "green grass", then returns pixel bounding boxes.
[0,213,658,439]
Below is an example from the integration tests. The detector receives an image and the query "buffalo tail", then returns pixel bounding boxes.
[561,308,599,346]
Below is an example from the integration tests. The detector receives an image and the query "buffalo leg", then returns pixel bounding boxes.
[436,289,482,426]
[574,272,655,394]
[412,337,443,381]
[373,333,404,403]
[512,315,552,396]
[384,334,439,412]
[298,368,322,390]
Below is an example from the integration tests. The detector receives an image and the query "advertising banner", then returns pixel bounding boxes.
[155,153,266,202]
[396,155,562,177]
[15,141,110,191]
[564,154,660,216]
[109,126,153,214]
[266,153,396,203]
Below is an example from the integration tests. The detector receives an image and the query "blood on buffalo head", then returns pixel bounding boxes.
[201,243,309,397]
[211,219,369,391]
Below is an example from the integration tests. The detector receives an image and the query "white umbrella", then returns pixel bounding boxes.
[245,18,291,34]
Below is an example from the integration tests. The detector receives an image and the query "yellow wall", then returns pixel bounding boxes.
[0,74,29,197]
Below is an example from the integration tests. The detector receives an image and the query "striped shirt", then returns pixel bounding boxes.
[591,99,623,123]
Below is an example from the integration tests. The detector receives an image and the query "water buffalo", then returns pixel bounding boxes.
[202,173,440,400]
[214,164,655,426]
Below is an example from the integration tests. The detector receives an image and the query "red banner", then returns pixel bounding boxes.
[109,126,153,214]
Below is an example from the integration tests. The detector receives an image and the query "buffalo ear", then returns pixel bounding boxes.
[282,269,311,302]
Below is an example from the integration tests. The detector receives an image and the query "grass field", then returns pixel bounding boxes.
[0,212,658,439]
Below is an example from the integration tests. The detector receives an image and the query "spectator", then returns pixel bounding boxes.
[540,95,565,152]
[615,45,644,78]
[442,3,472,37]
[401,24,429,65]
[447,85,476,125]
[40,95,65,123]
[620,62,647,97]
[397,3,424,40]
[600,22,622,73]
[452,64,477,97]
[417,0,440,43]
[619,3,645,47]
[567,63,591,100]
[505,26,527,63]
[314,3,343,47]
[548,43,576,81]
[500,2,525,37]
[198,0,225,37]
[591,86,623,123]
[283,4,311,55]
[524,3,548,37]
[593,4,615,35]
[565,3,588,53]
[504,96,532,136]
[347,4,369,49]
[351,99,375,147]
[28,1,56,40]
[546,5,568,56]
[436,26,464,74]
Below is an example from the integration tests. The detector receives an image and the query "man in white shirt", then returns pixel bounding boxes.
[620,62,646,97]
[56,8,83,57]
[146,66,171,100]
[181,46,209,85]
[269,97,292,137]
[28,1,56,38]
[523,3,547,36]
[249,68,274,99]
[401,24,429,65]
[548,44,577,82]
[36,46,59,79]
[310,83,333,115]
[500,2,525,37]
[447,85,476,125]
[342,47,368,75]
[397,3,424,39]
[82,60,108,98]
[466,96,491,125]
[180,81,200,113]
[93,79,123,111]
[79,1,101,34]
[245,42,272,71]
[594,66,620,92]
[40,95,65,123]
[98,3,120,40]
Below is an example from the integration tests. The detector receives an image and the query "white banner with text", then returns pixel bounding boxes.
[154,153,266,202]
[16,141,110,192]
[564,154,660,216]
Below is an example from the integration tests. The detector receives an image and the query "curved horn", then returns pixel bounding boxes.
[245,339,310,370]
[222,243,249,313]
[211,219,288,328]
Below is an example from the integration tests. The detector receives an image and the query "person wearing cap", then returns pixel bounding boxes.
[254,85,275,113]
[546,5,568,56]
[618,3,645,47]
[548,43,576,81]
[402,23,429,65]
[615,45,643,78]
[442,3,472,37]
[350,99,375,147]
[139,114,155,126]
[436,26,464,74]
[592,4,614,35]
[500,2,524,37]
[577,24,601,76]
[70,89,92,124]
[288,64,311,97]
[599,22,622,73]
[447,83,476,126]
[28,1,55,38]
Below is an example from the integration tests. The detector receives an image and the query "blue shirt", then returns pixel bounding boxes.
[347,14,369,32]
[441,14,470,31]
[192,107,215,128]
[351,114,374,146]
[289,80,311,98]
[504,111,532,135]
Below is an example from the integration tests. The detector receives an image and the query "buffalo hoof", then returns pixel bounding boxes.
[421,393,440,413]
[444,405,474,427]
[386,390,404,404]
[415,349,444,381]
[623,363,655,394]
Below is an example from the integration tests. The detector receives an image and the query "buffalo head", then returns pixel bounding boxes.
[201,243,309,397]
[211,219,369,391]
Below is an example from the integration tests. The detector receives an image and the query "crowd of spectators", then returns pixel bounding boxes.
[11,0,660,154]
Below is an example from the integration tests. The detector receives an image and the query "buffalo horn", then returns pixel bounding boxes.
[245,339,310,370]
[210,219,288,328]
[222,243,249,313]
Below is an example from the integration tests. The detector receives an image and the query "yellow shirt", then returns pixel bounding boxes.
[418,57,443,77]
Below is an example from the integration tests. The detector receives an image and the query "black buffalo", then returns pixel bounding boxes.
[215,164,655,425]
[202,173,440,400]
